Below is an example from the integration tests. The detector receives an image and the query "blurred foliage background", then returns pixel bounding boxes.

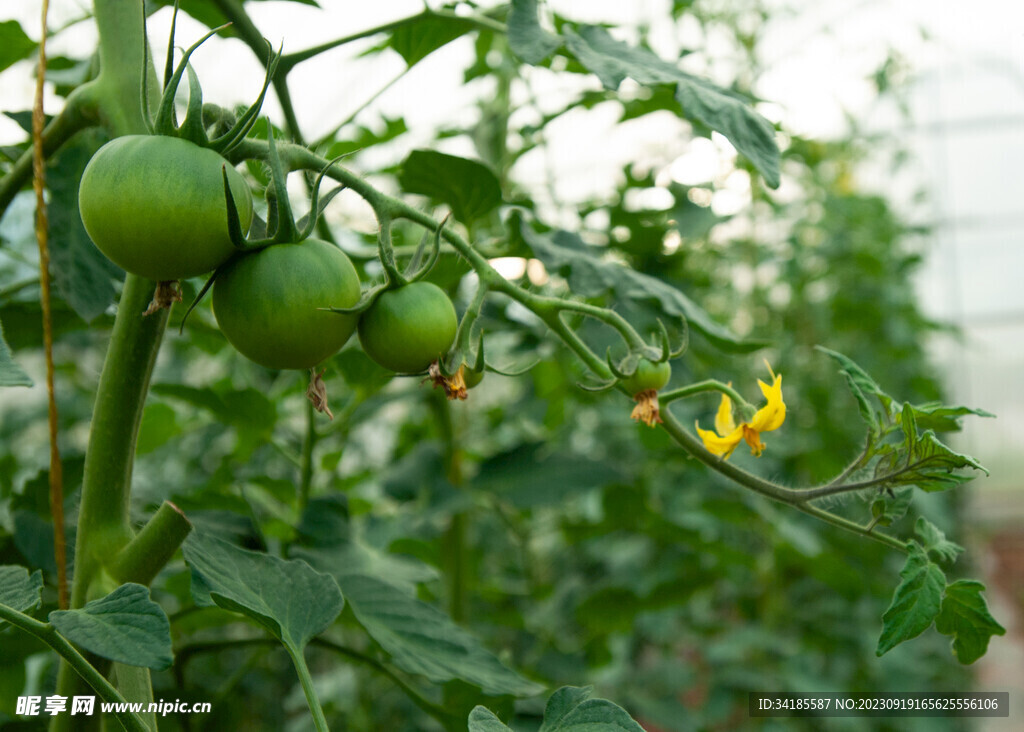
[0,0,996,730]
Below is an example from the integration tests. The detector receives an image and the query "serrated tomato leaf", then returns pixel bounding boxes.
[935,580,1006,665]
[0,22,37,74]
[905,402,995,433]
[49,584,173,670]
[816,347,892,432]
[46,129,122,322]
[508,0,562,64]
[388,12,478,67]
[876,546,945,656]
[304,565,542,697]
[399,149,503,224]
[914,517,964,565]
[563,25,779,187]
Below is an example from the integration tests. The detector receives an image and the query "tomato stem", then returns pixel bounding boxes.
[660,379,749,409]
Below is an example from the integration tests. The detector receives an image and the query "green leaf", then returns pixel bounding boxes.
[332,348,395,397]
[508,0,562,64]
[46,129,121,322]
[539,685,645,731]
[49,584,173,670]
[519,221,765,352]
[468,706,514,732]
[0,566,43,618]
[297,539,439,596]
[893,430,988,491]
[388,12,478,67]
[474,443,624,508]
[399,149,503,224]
[540,686,596,730]
[869,486,912,527]
[905,402,995,433]
[563,25,779,187]
[151,384,277,435]
[816,346,892,432]
[914,517,964,565]
[876,546,945,656]
[0,21,37,74]
[326,571,542,697]
[182,533,344,652]
[0,318,33,387]
[935,580,1006,665]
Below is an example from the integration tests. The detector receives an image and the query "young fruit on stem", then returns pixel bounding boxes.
[622,358,672,427]
[211,238,361,371]
[358,281,458,374]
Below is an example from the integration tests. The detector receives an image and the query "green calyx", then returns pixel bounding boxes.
[222,120,345,255]
[580,319,687,393]
[146,2,279,154]
[325,215,450,318]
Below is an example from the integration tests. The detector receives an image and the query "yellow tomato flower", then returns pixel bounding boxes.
[696,363,785,458]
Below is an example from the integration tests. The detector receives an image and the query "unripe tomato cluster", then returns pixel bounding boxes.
[78,136,459,375]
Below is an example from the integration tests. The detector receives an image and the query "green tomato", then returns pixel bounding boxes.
[212,239,361,370]
[358,282,457,373]
[79,135,253,281]
[622,358,671,395]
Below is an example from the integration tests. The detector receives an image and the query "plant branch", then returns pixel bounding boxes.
[660,379,748,407]
[235,140,916,554]
[279,10,507,70]
[109,501,192,586]
[658,406,908,551]
[0,603,149,732]
[209,0,305,142]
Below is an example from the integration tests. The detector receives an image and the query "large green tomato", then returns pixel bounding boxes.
[79,135,253,281]
[212,239,361,370]
[622,358,671,395]
[358,282,457,373]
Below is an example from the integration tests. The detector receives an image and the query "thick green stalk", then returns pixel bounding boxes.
[72,275,169,606]
[92,0,157,136]
[54,2,170,725]
[109,502,193,586]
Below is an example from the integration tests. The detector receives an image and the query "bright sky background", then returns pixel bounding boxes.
[2,0,1022,499]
